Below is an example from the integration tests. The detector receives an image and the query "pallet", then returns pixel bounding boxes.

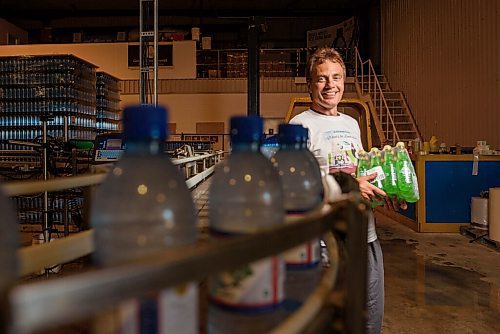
[460,226,500,252]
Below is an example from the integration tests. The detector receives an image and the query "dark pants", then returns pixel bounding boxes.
[367,239,384,334]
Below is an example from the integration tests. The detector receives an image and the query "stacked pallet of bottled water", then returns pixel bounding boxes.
[13,191,84,229]
[96,72,121,133]
[0,55,97,151]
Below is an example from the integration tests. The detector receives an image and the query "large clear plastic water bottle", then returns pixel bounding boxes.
[272,124,324,307]
[209,115,284,235]
[273,124,323,214]
[208,116,285,325]
[91,105,198,334]
[0,188,17,333]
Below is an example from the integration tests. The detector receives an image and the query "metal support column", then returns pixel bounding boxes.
[139,0,159,106]
[40,115,53,244]
[247,17,265,116]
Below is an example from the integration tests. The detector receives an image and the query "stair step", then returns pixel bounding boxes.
[361,80,389,85]
[379,103,403,107]
[386,106,404,109]
[378,113,407,118]
[384,111,408,115]
[363,89,392,94]
[380,91,402,96]
[382,122,413,125]
[362,84,390,89]
[382,131,416,135]
[365,80,389,84]
[385,130,417,133]
[359,74,386,79]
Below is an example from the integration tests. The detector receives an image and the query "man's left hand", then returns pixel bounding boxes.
[383,196,407,211]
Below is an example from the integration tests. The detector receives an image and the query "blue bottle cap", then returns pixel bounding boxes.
[123,105,168,142]
[230,115,263,144]
[278,124,306,144]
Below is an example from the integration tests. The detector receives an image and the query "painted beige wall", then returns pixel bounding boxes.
[0,19,28,45]
[121,92,309,133]
[381,0,499,148]
[0,41,196,79]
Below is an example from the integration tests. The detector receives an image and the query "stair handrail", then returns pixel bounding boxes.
[354,47,400,144]
[398,91,422,142]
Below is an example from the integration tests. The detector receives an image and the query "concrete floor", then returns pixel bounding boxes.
[375,212,500,334]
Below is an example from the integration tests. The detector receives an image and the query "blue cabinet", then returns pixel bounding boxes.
[380,154,500,232]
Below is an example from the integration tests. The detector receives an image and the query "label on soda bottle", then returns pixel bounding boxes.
[117,283,198,334]
[400,164,412,184]
[210,256,285,311]
[366,166,385,182]
[283,239,320,268]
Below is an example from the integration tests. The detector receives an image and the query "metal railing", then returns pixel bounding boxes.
[354,47,399,144]
[172,152,222,189]
[6,199,369,334]
[1,166,370,334]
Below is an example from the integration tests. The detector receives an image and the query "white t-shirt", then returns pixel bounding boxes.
[290,109,377,243]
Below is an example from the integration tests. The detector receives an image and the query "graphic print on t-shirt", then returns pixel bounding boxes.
[323,129,359,175]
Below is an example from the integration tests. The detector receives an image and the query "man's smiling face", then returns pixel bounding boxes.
[309,60,345,116]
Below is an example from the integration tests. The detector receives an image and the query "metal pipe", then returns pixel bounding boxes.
[139,0,145,104]
[153,0,158,106]
[42,119,49,244]
[247,16,263,116]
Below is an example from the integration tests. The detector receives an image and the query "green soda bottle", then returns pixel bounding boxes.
[382,145,398,196]
[369,147,385,190]
[368,148,385,207]
[395,142,419,202]
[356,149,370,177]
[357,149,382,207]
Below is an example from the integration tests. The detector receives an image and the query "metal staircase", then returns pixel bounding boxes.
[353,48,422,146]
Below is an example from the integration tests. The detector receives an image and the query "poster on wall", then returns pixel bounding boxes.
[306,17,357,50]
[128,44,173,67]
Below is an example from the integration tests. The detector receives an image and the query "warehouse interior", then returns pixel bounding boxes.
[0,0,499,333]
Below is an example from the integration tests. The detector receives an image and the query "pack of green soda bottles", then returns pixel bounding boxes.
[356,142,420,204]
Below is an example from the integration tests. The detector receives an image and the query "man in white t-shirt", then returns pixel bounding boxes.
[290,47,405,334]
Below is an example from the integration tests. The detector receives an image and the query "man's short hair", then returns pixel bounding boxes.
[306,47,347,83]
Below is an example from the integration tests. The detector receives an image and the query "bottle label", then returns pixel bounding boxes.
[401,164,412,183]
[390,166,397,186]
[284,239,320,268]
[117,283,198,334]
[367,166,385,182]
[209,256,285,311]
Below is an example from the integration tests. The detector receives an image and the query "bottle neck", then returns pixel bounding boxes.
[125,140,164,155]
[231,142,260,152]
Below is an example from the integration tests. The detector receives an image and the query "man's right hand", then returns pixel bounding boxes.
[357,173,386,201]
[357,173,408,211]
